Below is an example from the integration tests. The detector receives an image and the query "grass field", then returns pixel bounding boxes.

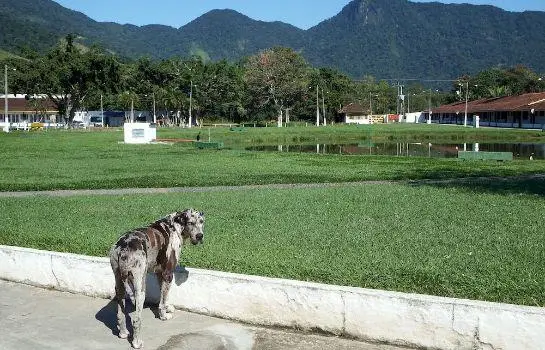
[1,124,544,306]
[0,182,543,306]
[161,123,545,146]
[0,126,544,191]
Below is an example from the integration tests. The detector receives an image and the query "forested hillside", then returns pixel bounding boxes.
[1,0,545,78]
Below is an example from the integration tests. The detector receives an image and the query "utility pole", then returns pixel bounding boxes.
[100,94,104,127]
[396,83,400,116]
[369,91,372,117]
[153,92,156,124]
[316,85,320,126]
[4,65,8,133]
[464,81,469,127]
[428,89,432,124]
[189,80,193,128]
[321,87,326,126]
[399,85,405,121]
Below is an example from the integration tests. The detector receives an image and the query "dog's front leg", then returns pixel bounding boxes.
[156,270,175,320]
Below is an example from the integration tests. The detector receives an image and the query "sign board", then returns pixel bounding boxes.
[124,122,156,144]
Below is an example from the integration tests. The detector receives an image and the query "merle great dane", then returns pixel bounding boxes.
[109,209,204,349]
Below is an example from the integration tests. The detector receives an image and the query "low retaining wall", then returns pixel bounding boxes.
[0,245,543,349]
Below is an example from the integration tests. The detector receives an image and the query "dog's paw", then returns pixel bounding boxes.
[165,304,175,313]
[131,338,143,349]
[118,330,129,339]
[159,312,173,321]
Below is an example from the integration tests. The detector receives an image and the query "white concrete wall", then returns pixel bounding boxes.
[123,122,157,144]
[1,245,544,349]
[403,112,424,123]
[345,115,371,125]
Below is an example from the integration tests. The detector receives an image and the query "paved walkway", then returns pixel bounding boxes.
[0,280,409,350]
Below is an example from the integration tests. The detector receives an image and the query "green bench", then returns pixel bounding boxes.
[458,151,513,161]
[195,141,224,149]
[357,141,375,148]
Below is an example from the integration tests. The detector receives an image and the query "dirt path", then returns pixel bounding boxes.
[0,174,543,198]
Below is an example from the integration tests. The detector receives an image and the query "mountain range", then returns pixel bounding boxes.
[2,0,545,79]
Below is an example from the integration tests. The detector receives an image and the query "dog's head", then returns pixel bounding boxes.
[175,209,205,245]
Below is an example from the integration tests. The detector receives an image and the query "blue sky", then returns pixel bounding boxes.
[52,0,545,30]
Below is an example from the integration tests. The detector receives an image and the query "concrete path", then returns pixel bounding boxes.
[0,182,394,198]
[0,174,542,198]
[0,280,408,350]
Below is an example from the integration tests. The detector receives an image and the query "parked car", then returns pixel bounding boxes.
[69,121,86,128]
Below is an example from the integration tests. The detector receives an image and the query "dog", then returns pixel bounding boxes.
[109,209,204,349]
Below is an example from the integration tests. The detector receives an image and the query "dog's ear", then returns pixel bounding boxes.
[171,210,187,225]
[180,209,192,222]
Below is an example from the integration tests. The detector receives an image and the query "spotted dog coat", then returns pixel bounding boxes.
[109,209,204,349]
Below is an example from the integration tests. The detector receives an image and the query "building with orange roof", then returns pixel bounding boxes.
[427,92,545,128]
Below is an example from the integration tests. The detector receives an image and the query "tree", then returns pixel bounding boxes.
[462,65,545,100]
[296,67,355,123]
[197,60,245,122]
[25,35,121,124]
[244,47,310,125]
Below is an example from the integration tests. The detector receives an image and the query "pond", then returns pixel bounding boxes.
[247,142,545,159]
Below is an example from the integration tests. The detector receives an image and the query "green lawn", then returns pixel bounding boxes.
[1,182,543,306]
[162,123,545,146]
[0,127,544,191]
[1,125,544,306]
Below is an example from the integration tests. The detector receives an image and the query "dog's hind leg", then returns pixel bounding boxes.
[113,272,129,339]
[156,270,174,320]
[129,266,146,349]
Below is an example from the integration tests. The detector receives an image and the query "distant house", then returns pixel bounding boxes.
[427,92,545,129]
[339,103,372,124]
[0,94,59,129]
[339,103,393,124]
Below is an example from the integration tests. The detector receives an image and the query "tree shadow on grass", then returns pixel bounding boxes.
[407,174,545,197]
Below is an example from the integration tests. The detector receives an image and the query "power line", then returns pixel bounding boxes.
[371,78,460,83]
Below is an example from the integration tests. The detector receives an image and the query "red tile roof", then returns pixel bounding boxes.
[0,96,58,114]
[433,92,545,114]
[339,103,367,114]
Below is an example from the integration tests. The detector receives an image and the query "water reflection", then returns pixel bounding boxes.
[247,143,545,159]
